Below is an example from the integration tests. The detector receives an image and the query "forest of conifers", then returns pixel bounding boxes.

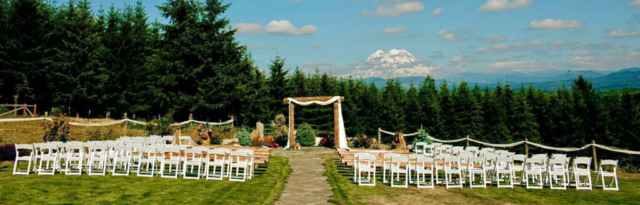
[1,0,639,160]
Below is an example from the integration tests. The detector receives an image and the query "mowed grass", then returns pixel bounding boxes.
[0,156,291,204]
[324,158,640,205]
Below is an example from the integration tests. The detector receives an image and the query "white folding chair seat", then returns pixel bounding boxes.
[468,157,486,188]
[495,157,514,188]
[596,159,619,191]
[183,149,204,179]
[444,157,463,189]
[205,149,229,180]
[415,156,434,189]
[357,154,376,186]
[382,153,399,183]
[547,158,567,190]
[390,156,409,188]
[524,157,544,189]
[38,144,59,175]
[13,144,35,175]
[228,150,249,182]
[161,147,181,179]
[137,146,157,177]
[112,146,132,176]
[65,144,84,175]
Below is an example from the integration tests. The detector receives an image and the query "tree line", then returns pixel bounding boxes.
[1,0,640,160]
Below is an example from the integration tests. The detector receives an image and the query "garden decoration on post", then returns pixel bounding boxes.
[283,96,349,149]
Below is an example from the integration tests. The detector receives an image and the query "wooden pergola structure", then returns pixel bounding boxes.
[283,96,345,148]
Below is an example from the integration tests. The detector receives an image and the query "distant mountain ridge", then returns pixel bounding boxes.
[363,68,640,90]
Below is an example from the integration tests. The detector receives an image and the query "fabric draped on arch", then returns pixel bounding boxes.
[286,96,349,149]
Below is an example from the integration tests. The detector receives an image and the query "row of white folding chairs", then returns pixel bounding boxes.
[415,143,511,158]
[13,142,255,182]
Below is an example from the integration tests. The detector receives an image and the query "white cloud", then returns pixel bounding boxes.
[247,44,261,50]
[450,55,479,62]
[362,1,425,17]
[571,50,591,56]
[629,0,640,7]
[379,26,408,34]
[529,19,583,30]
[487,60,557,72]
[475,40,543,54]
[313,45,324,49]
[265,20,317,35]
[608,29,639,38]
[630,51,640,57]
[436,30,461,41]
[359,36,368,41]
[547,40,577,48]
[478,0,532,12]
[264,45,279,49]
[432,8,443,16]
[233,23,264,35]
[475,35,507,42]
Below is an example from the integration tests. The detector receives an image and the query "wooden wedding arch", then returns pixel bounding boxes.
[283,96,345,148]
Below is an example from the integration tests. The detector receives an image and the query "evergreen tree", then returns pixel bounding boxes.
[381,79,405,143]
[404,82,421,132]
[453,82,483,139]
[482,85,511,143]
[438,81,455,139]
[417,75,441,136]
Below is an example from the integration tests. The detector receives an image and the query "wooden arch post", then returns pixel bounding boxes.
[284,96,345,148]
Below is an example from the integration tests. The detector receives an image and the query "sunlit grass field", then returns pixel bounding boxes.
[0,156,291,204]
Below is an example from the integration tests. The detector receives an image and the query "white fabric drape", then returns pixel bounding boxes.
[468,138,526,148]
[0,117,232,127]
[593,144,640,155]
[286,96,349,149]
[0,117,52,122]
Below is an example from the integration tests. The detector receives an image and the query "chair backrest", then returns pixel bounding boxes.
[468,157,484,169]
[424,145,434,156]
[548,158,565,171]
[551,153,566,159]
[185,149,203,161]
[435,147,447,155]
[465,146,479,154]
[90,145,108,158]
[416,156,434,169]
[15,144,34,157]
[40,144,59,157]
[444,157,460,169]
[513,154,526,164]
[161,136,175,145]
[66,144,84,157]
[415,142,426,154]
[600,159,618,173]
[573,157,591,170]
[230,150,248,163]
[526,157,544,170]
[114,146,132,158]
[163,147,181,160]
[458,152,474,161]
[496,157,513,169]
[179,136,192,146]
[391,156,409,166]
[139,146,156,159]
[432,143,442,147]
[358,154,376,166]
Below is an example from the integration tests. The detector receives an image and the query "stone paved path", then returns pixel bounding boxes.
[274,147,336,205]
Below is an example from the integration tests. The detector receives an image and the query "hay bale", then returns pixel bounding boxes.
[251,129,265,146]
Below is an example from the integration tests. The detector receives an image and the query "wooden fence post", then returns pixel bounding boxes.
[189,113,193,138]
[23,104,26,118]
[14,96,17,117]
[378,128,381,145]
[230,116,234,128]
[33,104,37,117]
[106,111,109,120]
[123,113,128,136]
[592,140,598,171]
[525,138,529,157]
[466,135,470,147]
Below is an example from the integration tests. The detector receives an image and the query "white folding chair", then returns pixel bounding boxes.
[137,146,157,177]
[595,159,619,191]
[353,153,361,183]
[55,143,68,173]
[458,152,473,184]
[524,157,544,189]
[415,142,426,155]
[444,157,462,189]
[408,154,420,184]
[183,149,204,179]
[512,154,526,186]
[160,147,181,179]
[483,154,496,185]
[88,144,108,176]
[571,157,592,190]
[244,149,255,179]
[390,156,409,188]
[357,154,376,186]
[468,157,486,188]
[434,147,447,156]
[162,136,175,146]
[481,147,495,153]
[205,148,229,180]
[65,144,84,175]
[179,136,193,147]
[112,145,132,176]
[495,157,514,188]
[424,145,434,157]
[547,158,567,190]
[32,143,44,173]
[415,156,434,189]
[13,144,34,175]
[434,155,446,184]
[38,144,59,175]
[228,150,249,182]
[465,146,479,155]
[382,153,399,184]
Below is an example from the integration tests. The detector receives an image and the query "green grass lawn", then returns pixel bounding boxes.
[0,156,291,204]
[324,158,640,205]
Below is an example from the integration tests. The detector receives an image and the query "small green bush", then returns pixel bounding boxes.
[295,123,316,146]
[270,114,289,147]
[210,135,222,145]
[88,127,119,141]
[237,128,252,146]
[43,113,70,142]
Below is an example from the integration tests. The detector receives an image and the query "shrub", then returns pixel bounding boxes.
[211,125,236,139]
[236,128,252,146]
[350,134,377,149]
[412,129,432,148]
[210,135,222,145]
[146,112,174,136]
[0,144,16,161]
[270,114,289,147]
[88,127,119,141]
[43,113,70,142]
[296,123,316,146]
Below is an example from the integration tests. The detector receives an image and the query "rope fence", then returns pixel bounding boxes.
[378,128,640,155]
[0,118,233,127]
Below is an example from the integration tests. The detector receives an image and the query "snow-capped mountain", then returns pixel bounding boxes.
[350,49,434,78]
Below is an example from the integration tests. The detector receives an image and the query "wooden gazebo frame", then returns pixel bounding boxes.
[283,96,345,148]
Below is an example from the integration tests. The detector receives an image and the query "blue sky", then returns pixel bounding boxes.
[89,0,640,78]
